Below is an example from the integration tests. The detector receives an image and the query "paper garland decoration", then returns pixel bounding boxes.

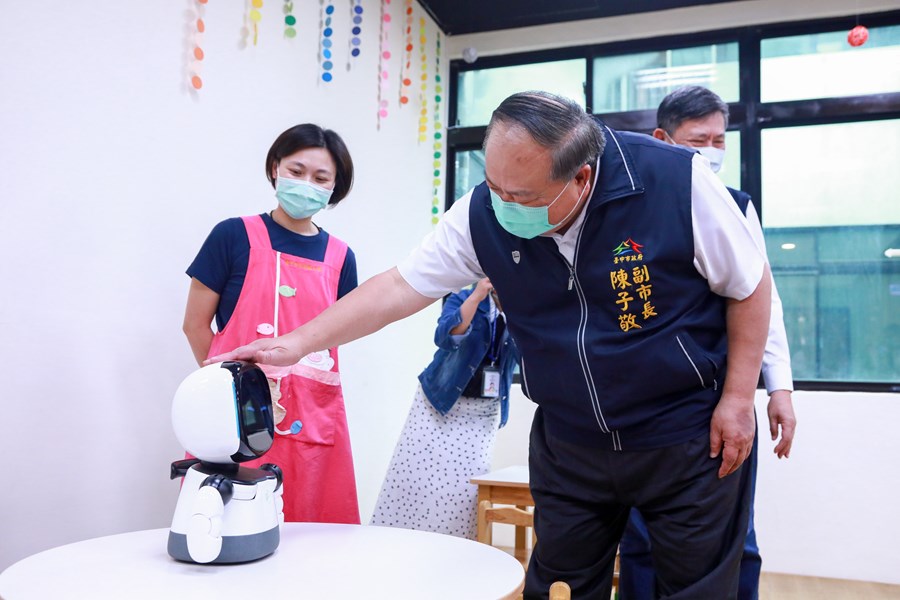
[399,0,413,105]
[189,0,208,90]
[417,17,428,142]
[347,0,363,69]
[431,33,443,225]
[321,1,335,82]
[250,0,263,46]
[284,1,297,38]
[377,0,392,127]
[180,1,447,228]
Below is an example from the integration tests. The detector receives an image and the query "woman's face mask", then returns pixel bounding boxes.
[489,178,587,239]
[275,176,333,220]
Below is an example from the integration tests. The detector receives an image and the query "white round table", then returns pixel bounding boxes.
[0,523,525,600]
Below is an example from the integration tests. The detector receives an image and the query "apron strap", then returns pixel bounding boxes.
[322,234,348,270]
[241,215,273,251]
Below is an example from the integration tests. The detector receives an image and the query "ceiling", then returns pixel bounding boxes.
[416,0,747,36]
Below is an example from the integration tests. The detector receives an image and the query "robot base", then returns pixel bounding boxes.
[167,526,279,564]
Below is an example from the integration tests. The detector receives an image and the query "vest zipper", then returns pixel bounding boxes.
[557,237,616,445]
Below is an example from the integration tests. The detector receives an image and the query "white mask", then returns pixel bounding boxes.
[696,146,725,173]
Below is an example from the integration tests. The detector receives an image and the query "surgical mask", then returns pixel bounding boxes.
[490,178,587,239]
[661,131,725,174]
[275,176,332,220]
[696,146,725,173]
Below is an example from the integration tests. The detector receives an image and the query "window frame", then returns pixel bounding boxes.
[445,8,900,393]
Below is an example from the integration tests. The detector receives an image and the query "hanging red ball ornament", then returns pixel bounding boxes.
[848,25,869,47]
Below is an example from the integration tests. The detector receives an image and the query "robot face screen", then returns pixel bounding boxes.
[214,361,275,463]
[229,364,275,461]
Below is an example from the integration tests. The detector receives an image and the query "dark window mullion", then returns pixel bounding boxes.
[739,27,763,218]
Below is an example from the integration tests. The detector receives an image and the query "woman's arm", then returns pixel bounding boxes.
[183,278,221,366]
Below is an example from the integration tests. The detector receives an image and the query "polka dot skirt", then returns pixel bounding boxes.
[369,383,501,539]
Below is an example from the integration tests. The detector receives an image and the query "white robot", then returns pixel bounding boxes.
[167,361,284,564]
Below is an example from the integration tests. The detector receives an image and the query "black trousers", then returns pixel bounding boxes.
[524,408,752,600]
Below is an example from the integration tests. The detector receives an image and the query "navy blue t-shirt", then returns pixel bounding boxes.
[187,213,358,331]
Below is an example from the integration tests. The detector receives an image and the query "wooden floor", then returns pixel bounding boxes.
[759,572,900,599]
[497,546,900,600]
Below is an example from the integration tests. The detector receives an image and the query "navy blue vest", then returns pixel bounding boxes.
[469,126,728,450]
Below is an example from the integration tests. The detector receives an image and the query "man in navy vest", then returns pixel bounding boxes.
[618,86,797,600]
[210,91,773,599]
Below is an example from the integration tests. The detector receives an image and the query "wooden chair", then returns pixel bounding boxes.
[476,492,619,599]
[477,500,534,569]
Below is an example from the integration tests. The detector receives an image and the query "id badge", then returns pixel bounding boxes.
[481,366,501,398]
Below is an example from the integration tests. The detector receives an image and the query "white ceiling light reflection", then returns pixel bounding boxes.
[781,243,797,250]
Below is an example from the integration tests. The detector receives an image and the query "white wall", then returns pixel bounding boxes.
[456,0,900,585]
[0,0,443,571]
[2,0,898,588]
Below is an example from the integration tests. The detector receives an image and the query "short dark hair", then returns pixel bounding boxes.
[657,86,730,134]
[265,124,354,205]
[484,91,605,181]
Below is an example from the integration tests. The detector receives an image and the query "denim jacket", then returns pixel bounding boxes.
[417,288,520,428]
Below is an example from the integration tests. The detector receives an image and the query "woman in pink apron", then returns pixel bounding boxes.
[182,124,360,524]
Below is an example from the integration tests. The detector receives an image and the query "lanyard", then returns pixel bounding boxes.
[487,302,503,366]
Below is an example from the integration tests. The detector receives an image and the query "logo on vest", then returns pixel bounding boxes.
[511,250,520,264]
[612,238,644,264]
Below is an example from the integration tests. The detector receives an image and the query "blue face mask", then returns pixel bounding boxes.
[489,178,586,239]
[275,176,333,220]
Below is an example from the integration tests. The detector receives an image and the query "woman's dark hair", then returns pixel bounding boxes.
[484,91,605,181]
[265,124,354,205]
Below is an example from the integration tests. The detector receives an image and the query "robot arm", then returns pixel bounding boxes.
[186,474,234,563]
[260,463,285,524]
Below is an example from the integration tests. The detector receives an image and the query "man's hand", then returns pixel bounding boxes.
[709,393,756,478]
[767,389,796,458]
[204,337,303,367]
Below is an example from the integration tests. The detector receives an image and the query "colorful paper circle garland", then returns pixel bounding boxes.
[431,33,443,225]
[399,0,413,105]
[418,17,428,142]
[250,0,263,46]
[377,0,392,127]
[321,1,335,82]
[347,0,363,69]
[189,0,208,90]
[284,1,297,38]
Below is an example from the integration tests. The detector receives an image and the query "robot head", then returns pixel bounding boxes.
[172,362,274,464]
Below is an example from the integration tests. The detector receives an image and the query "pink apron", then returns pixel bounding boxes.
[207,215,360,524]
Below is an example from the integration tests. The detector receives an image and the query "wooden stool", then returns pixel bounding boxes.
[471,466,534,568]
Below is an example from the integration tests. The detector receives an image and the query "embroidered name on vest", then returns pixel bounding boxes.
[609,238,658,332]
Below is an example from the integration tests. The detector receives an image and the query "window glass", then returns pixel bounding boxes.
[592,43,738,113]
[761,24,900,102]
[454,150,486,201]
[456,60,586,127]
[762,120,900,383]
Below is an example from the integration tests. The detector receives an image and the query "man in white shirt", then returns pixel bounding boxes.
[619,85,796,600]
[211,91,772,599]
